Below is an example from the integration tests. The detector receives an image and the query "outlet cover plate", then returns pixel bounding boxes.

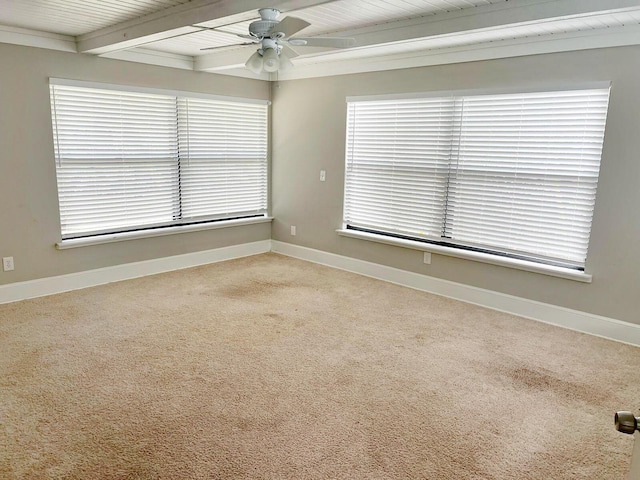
[3,256,14,271]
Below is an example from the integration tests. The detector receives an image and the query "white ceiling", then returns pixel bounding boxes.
[1,0,640,80]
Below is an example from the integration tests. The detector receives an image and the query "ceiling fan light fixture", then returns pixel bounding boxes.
[278,52,294,71]
[245,51,264,74]
[262,47,279,72]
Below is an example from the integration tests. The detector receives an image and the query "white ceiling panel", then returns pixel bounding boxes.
[0,0,191,36]
[272,0,502,35]
[144,29,255,56]
[293,9,640,64]
[2,0,640,80]
[145,0,505,56]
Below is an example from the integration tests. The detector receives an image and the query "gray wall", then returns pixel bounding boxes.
[271,46,640,325]
[2,42,638,326]
[0,43,271,285]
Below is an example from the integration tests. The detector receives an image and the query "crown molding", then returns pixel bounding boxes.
[0,25,76,52]
[277,23,640,80]
[99,47,195,70]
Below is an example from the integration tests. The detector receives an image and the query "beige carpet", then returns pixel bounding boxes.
[1,253,638,479]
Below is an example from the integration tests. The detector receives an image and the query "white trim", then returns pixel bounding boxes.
[278,24,640,81]
[337,229,592,283]
[0,25,76,53]
[99,47,195,71]
[56,217,273,250]
[49,77,271,105]
[270,241,640,347]
[0,240,271,305]
[2,238,637,346]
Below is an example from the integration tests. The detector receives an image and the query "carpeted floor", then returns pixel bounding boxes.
[0,253,638,479]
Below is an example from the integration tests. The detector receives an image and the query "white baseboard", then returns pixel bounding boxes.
[0,240,271,304]
[3,238,638,347]
[271,241,640,347]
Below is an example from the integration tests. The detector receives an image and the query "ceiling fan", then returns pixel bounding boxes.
[202,8,356,74]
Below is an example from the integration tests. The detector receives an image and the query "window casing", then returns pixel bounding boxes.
[344,86,611,271]
[50,80,268,240]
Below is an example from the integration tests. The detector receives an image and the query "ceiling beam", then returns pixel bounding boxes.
[0,25,76,53]
[195,46,255,71]
[99,48,195,71]
[280,23,640,80]
[196,0,640,72]
[77,0,340,55]
[305,0,640,54]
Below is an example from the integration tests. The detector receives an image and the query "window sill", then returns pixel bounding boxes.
[56,217,273,250]
[336,228,592,283]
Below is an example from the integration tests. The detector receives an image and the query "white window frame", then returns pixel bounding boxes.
[338,83,612,283]
[49,79,271,249]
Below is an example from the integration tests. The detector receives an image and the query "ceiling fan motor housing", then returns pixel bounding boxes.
[249,20,278,37]
[249,8,281,38]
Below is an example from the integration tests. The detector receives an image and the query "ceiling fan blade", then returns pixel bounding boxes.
[269,16,310,38]
[281,44,300,59]
[236,33,257,41]
[289,37,356,48]
[200,42,255,51]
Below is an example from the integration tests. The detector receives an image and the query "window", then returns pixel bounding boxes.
[49,80,268,240]
[344,86,611,271]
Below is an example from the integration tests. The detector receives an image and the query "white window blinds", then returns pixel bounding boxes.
[345,98,454,238]
[177,98,268,221]
[51,85,180,237]
[344,87,610,269]
[50,81,268,239]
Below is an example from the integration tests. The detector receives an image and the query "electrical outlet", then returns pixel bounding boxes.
[3,256,14,271]
[423,252,431,265]
[320,170,326,182]
[290,225,296,236]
